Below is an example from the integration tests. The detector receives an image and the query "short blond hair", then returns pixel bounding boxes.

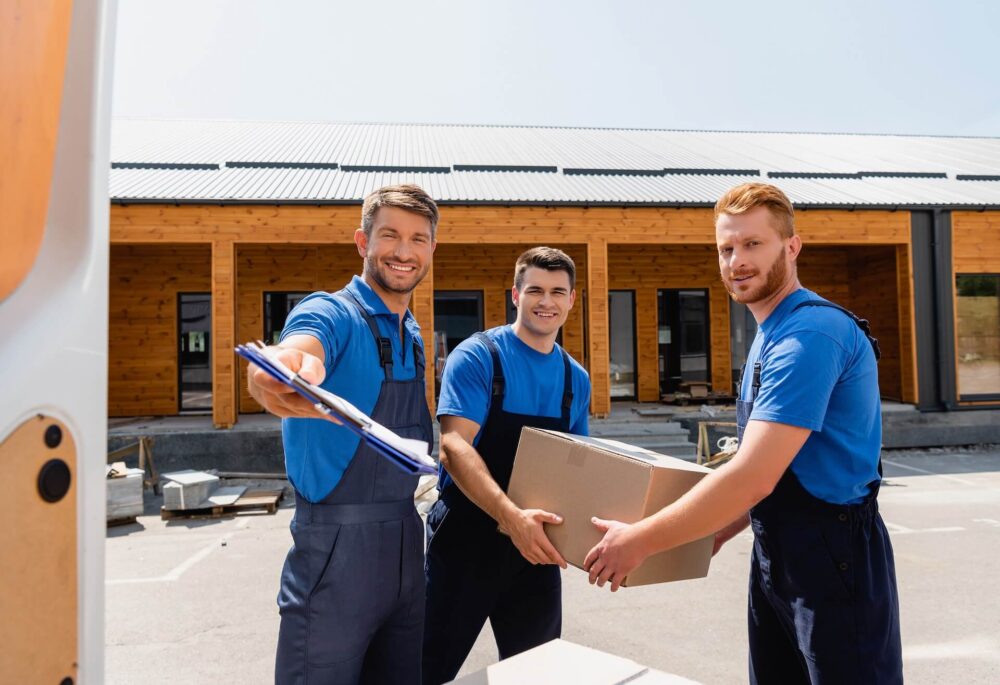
[714,183,795,239]
[361,184,439,239]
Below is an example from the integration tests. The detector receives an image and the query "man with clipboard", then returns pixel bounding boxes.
[247,185,438,685]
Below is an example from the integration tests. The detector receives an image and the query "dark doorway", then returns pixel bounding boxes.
[609,290,637,399]
[657,289,711,395]
[178,293,212,412]
[434,291,484,395]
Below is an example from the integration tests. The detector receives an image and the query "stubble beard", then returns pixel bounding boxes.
[365,253,428,295]
[724,251,788,304]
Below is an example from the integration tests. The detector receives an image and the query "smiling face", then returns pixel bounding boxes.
[716,205,800,306]
[512,266,576,342]
[355,205,436,296]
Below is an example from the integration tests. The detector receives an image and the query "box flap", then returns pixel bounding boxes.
[447,639,646,684]
[529,429,711,474]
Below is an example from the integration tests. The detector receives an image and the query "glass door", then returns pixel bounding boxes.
[608,290,637,399]
[178,293,212,412]
[658,289,711,395]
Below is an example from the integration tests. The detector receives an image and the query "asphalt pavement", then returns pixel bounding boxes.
[105,447,1000,684]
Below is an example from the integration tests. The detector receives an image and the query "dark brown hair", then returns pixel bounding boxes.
[514,246,576,289]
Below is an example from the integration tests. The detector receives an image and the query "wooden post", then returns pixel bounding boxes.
[411,261,436,415]
[897,243,919,404]
[635,287,660,401]
[212,240,238,428]
[587,239,610,416]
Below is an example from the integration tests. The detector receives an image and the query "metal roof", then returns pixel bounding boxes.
[110,119,1000,208]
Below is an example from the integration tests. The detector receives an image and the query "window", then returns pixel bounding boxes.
[264,292,310,345]
[608,290,637,399]
[956,274,1000,399]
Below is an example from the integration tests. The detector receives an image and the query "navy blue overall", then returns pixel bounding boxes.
[737,301,903,685]
[421,333,572,685]
[275,290,433,685]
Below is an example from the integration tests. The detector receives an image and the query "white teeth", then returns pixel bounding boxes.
[387,263,415,272]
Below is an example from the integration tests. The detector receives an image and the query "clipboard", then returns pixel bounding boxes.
[235,342,437,476]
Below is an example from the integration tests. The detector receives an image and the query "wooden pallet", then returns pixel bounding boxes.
[160,488,283,521]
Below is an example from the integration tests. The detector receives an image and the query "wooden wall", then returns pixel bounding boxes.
[109,204,918,421]
[847,247,903,400]
[797,246,909,401]
[953,212,1000,273]
[109,244,211,416]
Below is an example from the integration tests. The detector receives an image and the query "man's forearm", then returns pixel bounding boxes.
[440,436,517,524]
[634,459,763,556]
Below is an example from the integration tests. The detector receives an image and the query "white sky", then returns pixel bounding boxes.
[112,0,1000,136]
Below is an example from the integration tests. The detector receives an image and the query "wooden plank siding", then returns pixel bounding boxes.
[211,241,238,427]
[108,204,918,420]
[108,244,211,416]
[587,240,611,415]
[410,264,435,413]
[111,205,912,246]
[897,244,918,403]
[952,212,1000,273]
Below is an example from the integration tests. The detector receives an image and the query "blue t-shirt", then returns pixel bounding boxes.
[741,288,882,504]
[436,325,591,490]
[279,275,425,502]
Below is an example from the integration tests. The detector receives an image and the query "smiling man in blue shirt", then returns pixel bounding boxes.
[247,184,438,685]
[422,247,591,685]
[584,184,902,685]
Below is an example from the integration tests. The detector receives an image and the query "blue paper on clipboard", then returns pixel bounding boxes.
[235,342,437,476]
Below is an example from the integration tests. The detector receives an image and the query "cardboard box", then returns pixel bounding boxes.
[448,639,700,684]
[507,428,714,587]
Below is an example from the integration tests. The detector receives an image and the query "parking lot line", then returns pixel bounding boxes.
[107,517,250,585]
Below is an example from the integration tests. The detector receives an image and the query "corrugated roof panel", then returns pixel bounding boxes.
[109,120,1000,207]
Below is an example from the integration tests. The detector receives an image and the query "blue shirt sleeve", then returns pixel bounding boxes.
[750,330,849,432]
[279,294,346,375]
[436,338,492,428]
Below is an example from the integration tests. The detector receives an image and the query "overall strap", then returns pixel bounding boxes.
[792,300,881,361]
[412,337,426,375]
[474,332,505,403]
[335,290,394,381]
[559,347,574,423]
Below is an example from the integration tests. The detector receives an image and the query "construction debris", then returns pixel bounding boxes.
[161,470,220,510]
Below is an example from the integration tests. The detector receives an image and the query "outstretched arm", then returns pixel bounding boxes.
[584,418,811,591]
